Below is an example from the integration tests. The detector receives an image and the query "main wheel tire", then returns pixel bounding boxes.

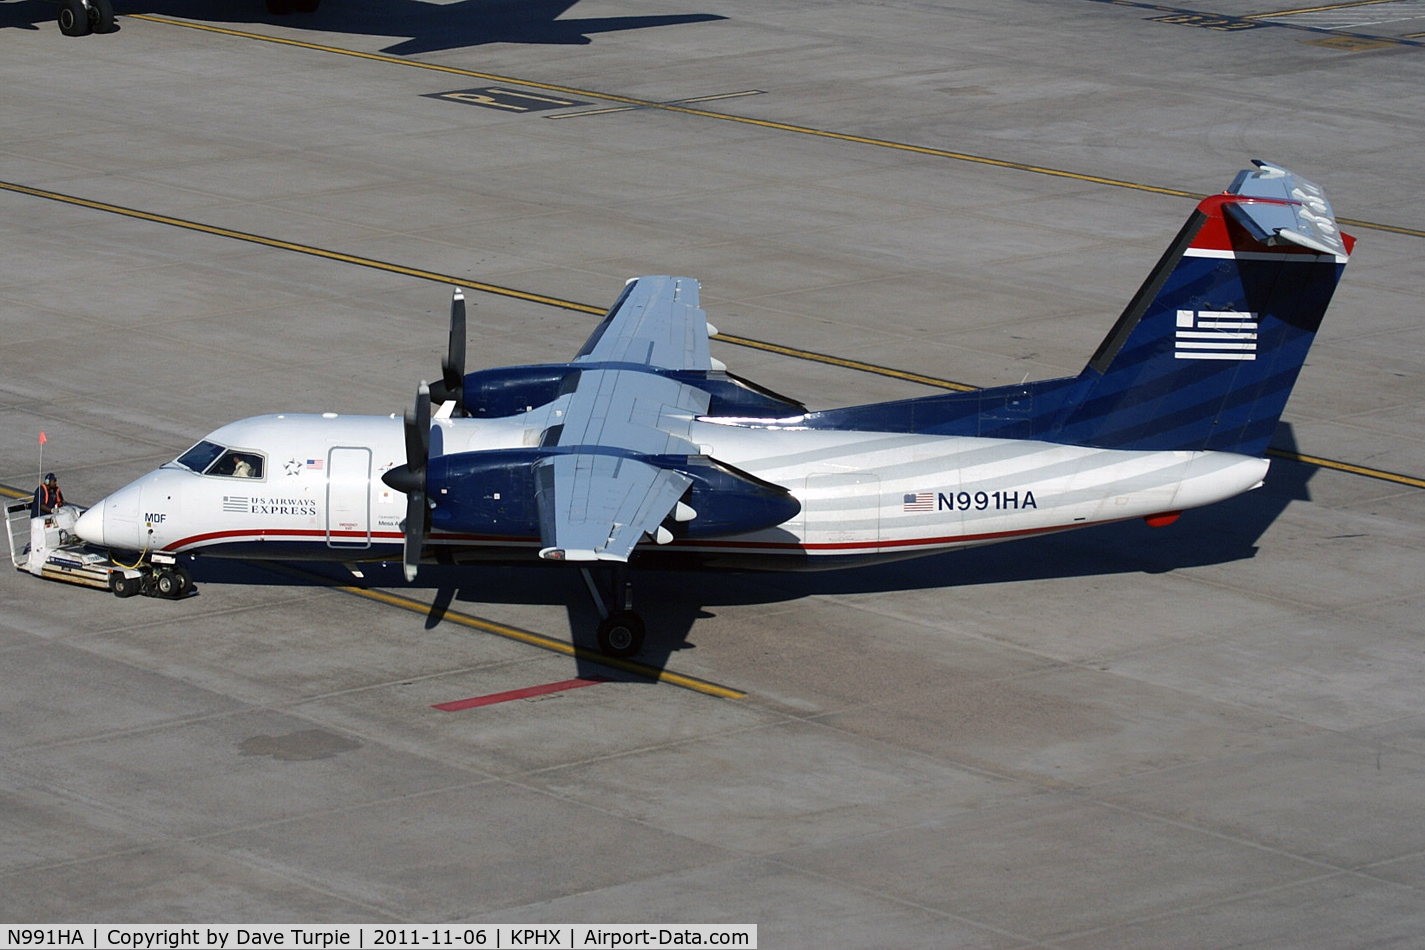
[58,0,92,36]
[596,611,645,658]
[110,572,141,598]
[265,0,295,14]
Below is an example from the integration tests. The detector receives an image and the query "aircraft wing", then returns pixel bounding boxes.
[573,275,714,370]
[535,454,692,561]
[533,368,710,561]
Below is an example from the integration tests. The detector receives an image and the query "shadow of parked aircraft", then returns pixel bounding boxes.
[2,0,726,55]
[183,423,1317,685]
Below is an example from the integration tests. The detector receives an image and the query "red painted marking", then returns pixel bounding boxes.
[174,519,1116,558]
[1188,194,1354,257]
[170,527,523,551]
[432,676,609,711]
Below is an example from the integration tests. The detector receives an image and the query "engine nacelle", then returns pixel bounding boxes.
[424,449,799,542]
[460,366,572,418]
[458,365,805,419]
[426,449,543,536]
[673,456,801,539]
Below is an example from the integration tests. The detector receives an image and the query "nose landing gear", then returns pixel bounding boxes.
[106,562,193,600]
[153,565,193,600]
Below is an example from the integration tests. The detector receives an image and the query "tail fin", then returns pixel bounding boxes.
[1048,161,1352,455]
[799,162,1352,458]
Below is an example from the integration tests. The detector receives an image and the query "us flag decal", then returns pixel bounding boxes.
[1175,309,1258,361]
[903,492,933,512]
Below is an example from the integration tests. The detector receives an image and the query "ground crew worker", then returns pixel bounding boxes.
[33,472,64,516]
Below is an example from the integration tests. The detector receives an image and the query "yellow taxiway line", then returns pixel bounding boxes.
[2,178,1420,491]
[1243,0,1413,19]
[257,564,747,699]
[0,501,742,697]
[1266,449,1425,489]
[121,14,1425,241]
[341,587,746,699]
[0,181,601,316]
[714,333,978,392]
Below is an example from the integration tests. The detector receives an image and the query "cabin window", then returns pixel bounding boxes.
[214,450,265,479]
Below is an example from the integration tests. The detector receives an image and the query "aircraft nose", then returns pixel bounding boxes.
[73,505,104,546]
[74,481,145,551]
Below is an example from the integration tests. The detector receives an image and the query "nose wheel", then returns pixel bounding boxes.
[581,567,646,658]
[153,566,193,600]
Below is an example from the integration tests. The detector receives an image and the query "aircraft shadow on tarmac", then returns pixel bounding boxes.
[1,0,726,55]
[181,424,1315,682]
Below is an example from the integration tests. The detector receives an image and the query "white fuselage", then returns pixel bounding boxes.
[74,408,1269,570]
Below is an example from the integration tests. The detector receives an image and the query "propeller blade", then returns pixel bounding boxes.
[402,489,425,583]
[409,380,430,469]
[380,382,432,581]
[431,287,467,415]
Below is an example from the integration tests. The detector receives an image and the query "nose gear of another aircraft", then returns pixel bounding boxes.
[381,382,432,582]
[57,0,115,36]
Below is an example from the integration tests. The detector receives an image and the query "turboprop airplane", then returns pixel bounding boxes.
[73,161,1352,658]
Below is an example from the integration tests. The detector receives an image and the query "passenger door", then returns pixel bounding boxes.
[326,447,371,549]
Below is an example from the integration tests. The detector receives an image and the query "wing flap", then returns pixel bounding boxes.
[535,453,693,561]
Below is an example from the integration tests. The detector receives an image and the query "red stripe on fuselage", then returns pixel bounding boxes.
[165,527,405,552]
[167,518,1113,558]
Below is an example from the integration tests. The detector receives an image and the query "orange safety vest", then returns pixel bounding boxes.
[35,483,62,514]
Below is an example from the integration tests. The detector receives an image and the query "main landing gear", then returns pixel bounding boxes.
[580,566,646,659]
[56,0,115,36]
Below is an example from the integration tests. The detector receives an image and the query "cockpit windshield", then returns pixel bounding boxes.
[175,440,226,473]
[173,440,265,479]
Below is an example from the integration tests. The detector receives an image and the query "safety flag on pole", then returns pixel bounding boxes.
[39,431,46,445]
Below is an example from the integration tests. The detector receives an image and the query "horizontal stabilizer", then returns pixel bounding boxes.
[1223,161,1347,259]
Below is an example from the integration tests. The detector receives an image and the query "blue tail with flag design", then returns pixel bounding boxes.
[799,161,1352,457]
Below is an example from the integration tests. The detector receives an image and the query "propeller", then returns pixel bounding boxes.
[428,287,467,416]
[381,381,431,581]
